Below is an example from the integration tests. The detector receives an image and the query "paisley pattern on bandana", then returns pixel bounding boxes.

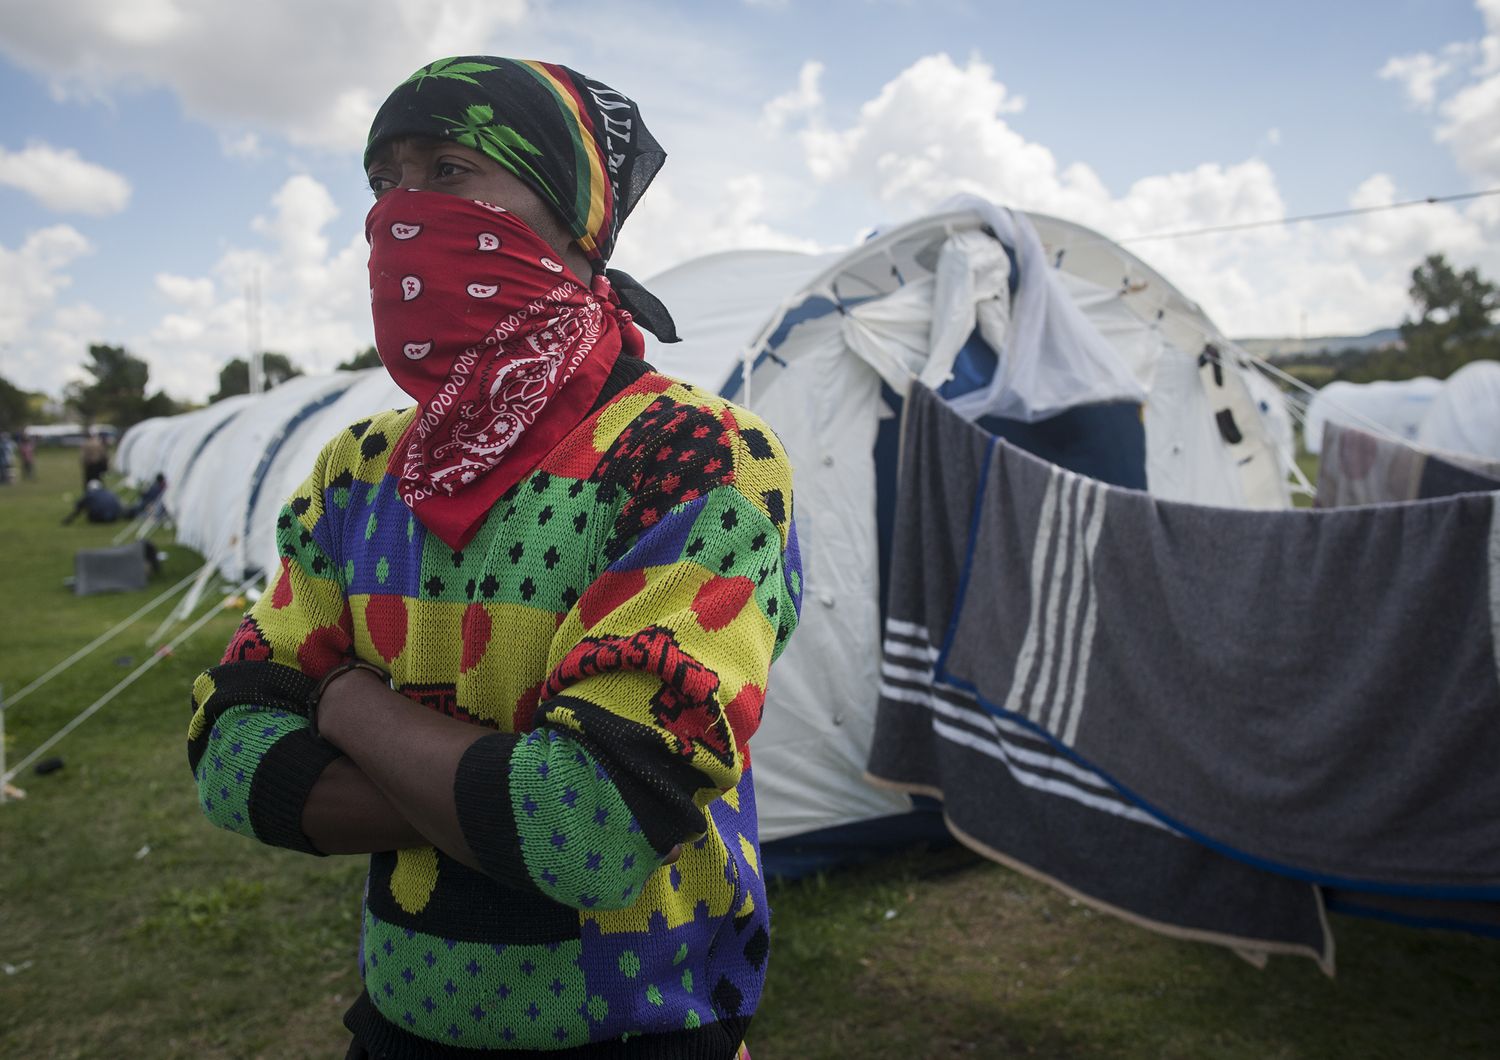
[367,190,643,548]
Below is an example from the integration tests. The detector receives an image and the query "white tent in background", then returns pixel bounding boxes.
[155,375,359,577]
[641,196,1291,851]
[1416,359,1500,462]
[1303,376,1442,455]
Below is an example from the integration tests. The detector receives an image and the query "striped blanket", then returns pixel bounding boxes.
[868,383,1500,962]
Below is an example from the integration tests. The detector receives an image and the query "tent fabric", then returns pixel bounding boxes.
[881,383,1500,896]
[168,375,358,577]
[1416,360,1500,462]
[1305,377,1441,456]
[939,195,1145,423]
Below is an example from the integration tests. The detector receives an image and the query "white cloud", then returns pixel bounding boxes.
[1379,50,1461,109]
[0,0,531,152]
[5,174,378,402]
[155,273,214,309]
[0,224,103,392]
[219,131,265,160]
[1378,3,1500,182]
[763,61,824,130]
[0,142,131,215]
[773,52,1500,337]
[131,173,372,402]
[611,173,824,280]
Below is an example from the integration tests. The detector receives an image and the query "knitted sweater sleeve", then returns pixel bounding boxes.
[186,441,355,854]
[453,398,802,910]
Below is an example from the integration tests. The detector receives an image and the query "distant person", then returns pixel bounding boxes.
[79,430,109,489]
[0,432,11,485]
[17,432,36,480]
[127,472,167,519]
[62,480,124,525]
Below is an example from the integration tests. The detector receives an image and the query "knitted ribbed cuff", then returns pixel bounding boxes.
[452,732,532,889]
[247,728,344,855]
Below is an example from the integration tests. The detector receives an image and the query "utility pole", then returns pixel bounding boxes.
[247,269,264,395]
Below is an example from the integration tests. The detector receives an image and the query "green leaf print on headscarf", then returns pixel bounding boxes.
[402,57,500,89]
[436,104,554,205]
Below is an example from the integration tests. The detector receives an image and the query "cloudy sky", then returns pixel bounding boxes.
[1,0,1497,403]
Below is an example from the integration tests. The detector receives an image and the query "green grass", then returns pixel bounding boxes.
[3,447,1498,1058]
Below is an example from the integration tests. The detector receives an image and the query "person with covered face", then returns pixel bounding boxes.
[187,57,800,1058]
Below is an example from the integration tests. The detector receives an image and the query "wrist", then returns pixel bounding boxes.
[310,660,390,747]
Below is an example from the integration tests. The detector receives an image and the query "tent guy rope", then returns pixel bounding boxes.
[1,573,257,789]
[3,562,208,710]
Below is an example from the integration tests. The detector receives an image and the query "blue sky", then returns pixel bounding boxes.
[1,0,1496,402]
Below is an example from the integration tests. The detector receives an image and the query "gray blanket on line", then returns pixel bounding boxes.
[869,385,1332,963]
[1317,419,1500,507]
[872,383,1500,899]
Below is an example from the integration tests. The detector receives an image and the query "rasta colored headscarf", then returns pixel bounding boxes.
[365,56,677,342]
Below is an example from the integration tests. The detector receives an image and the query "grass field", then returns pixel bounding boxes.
[2,446,1498,1058]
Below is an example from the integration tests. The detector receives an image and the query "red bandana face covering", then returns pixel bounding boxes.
[366,190,641,548]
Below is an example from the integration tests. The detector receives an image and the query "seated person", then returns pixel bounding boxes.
[63,480,124,525]
[127,472,167,518]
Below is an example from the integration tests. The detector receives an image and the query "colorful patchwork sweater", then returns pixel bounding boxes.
[187,358,802,1057]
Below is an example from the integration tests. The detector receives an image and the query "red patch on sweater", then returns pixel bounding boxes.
[691,575,755,632]
[271,558,294,609]
[725,682,765,742]
[651,684,735,767]
[512,680,543,732]
[298,623,352,677]
[365,594,408,662]
[577,568,647,630]
[221,616,273,664]
[460,602,492,673]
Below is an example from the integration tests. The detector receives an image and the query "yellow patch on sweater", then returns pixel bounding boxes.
[389,846,440,914]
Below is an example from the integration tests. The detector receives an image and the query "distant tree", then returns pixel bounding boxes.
[0,372,34,429]
[211,352,303,402]
[63,343,180,429]
[338,346,383,371]
[1317,254,1500,386]
[1407,253,1498,334]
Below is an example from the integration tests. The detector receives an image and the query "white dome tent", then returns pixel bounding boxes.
[1303,377,1443,456]
[124,375,361,578]
[1416,359,1500,463]
[641,196,1293,867]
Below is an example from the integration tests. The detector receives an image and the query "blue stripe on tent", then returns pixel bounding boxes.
[240,386,353,577]
[721,294,842,400]
[176,407,248,500]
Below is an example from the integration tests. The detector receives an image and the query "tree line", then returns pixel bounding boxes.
[1274,254,1498,386]
[0,345,382,433]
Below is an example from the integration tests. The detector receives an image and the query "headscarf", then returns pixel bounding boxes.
[366,56,677,341]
